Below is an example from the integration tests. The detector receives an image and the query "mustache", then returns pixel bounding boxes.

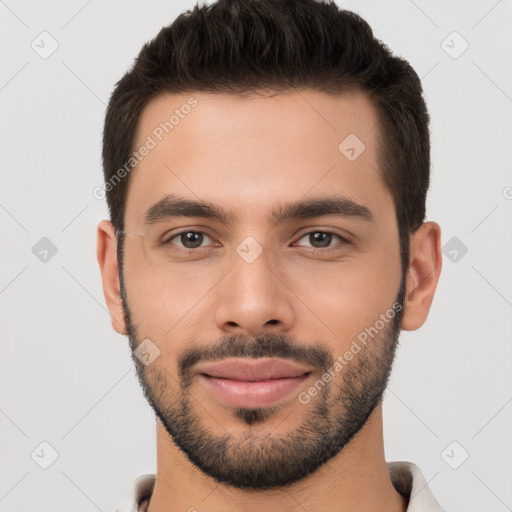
[177,332,333,383]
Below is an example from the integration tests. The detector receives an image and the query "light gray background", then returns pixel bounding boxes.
[1,1,511,511]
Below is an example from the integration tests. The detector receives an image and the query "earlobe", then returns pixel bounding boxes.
[96,219,127,336]
[401,221,443,331]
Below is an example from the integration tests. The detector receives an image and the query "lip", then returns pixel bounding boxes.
[194,358,313,408]
[199,374,311,408]
[194,358,312,381]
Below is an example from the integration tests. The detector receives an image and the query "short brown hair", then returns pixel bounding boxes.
[102,0,431,274]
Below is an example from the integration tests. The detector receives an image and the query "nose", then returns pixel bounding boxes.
[213,246,294,337]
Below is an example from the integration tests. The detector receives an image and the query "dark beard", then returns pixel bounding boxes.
[120,267,405,490]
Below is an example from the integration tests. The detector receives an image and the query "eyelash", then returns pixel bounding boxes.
[162,229,351,252]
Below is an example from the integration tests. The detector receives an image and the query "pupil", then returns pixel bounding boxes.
[311,232,331,247]
[182,232,202,248]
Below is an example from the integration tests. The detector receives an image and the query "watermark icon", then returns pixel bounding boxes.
[441,31,469,60]
[93,96,198,200]
[442,236,468,263]
[298,301,403,404]
[32,237,58,263]
[236,236,263,264]
[31,31,59,59]
[338,133,366,161]
[134,338,161,366]
[31,441,59,469]
[441,441,469,469]
[503,186,512,200]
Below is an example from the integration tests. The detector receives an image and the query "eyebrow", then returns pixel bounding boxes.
[144,193,374,226]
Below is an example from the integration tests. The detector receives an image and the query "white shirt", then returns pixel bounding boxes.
[113,461,447,512]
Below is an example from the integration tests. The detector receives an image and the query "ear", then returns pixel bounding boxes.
[401,221,442,331]
[96,219,127,335]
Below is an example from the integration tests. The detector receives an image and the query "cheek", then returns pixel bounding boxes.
[123,254,227,335]
[285,245,401,345]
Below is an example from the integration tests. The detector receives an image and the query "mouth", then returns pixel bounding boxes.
[198,373,311,408]
[194,357,313,380]
[194,358,313,408]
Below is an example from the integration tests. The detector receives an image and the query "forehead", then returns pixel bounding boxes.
[125,88,390,227]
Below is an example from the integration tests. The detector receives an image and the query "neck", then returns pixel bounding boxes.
[146,403,407,512]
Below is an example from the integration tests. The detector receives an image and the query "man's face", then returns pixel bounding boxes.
[120,89,405,489]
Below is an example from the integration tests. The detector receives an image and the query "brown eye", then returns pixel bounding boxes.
[309,232,332,248]
[295,231,348,249]
[165,231,212,249]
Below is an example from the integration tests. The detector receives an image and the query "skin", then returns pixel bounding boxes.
[97,88,442,512]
